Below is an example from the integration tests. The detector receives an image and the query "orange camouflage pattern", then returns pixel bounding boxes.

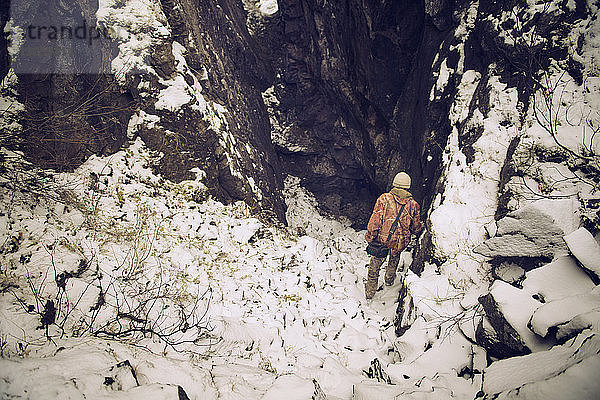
[365,188,422,256]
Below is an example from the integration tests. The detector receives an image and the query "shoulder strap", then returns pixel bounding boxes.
[385,202,406,243]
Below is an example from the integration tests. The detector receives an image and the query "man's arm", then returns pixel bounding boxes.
[365,196,384,242]
[410,201,423,234]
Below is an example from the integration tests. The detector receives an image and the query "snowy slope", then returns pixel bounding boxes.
[0,139,482,399]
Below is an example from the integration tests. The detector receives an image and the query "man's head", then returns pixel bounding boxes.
[393,172,411,189]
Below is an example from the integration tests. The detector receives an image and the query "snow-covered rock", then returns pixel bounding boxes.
[474,205,568,262]
[564,227,600,281]
[555,310,600,342]
[521,255,596,303]
[478,281,551,357]
[475,316,521,359]
[482,331,600,399]
[261,375,317,400]
[529,288,600,338]
[386,331,474,385]
[0,341,217,400]
[394,284,417,336]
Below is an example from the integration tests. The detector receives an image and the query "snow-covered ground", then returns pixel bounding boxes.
[0,139,481,399]
[2,0,600,398]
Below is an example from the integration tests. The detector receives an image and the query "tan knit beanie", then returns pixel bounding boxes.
[393,172,411,188]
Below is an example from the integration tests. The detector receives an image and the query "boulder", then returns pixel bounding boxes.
[556,310,600,342]
[529,288,600,338]
[492,262,525,285]
[474,206,568,263]
[475,316,521,359]
[482,331,600,399]
[564,227,600,282]
[478,281,551,357]
[521,256,596,303]
[492,355,600,400]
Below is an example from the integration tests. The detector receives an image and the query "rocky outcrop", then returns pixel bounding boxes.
[142,0,287,219]
[3,0,286,220]
[478,280,551,357]
[6,1,131,171]
[464,226,600,399]
[474,204,569,268]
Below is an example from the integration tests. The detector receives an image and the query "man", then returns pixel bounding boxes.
[364,172,422,299]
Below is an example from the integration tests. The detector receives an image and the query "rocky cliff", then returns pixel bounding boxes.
[1,0,595,249]
[1,0,458,227]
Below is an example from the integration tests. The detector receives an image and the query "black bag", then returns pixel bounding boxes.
[366,240,389,258]
[366,203,406,258]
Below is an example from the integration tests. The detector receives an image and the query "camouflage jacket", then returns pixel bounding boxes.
[365,188,422,255]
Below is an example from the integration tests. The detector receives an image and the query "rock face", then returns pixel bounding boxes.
[7,1,131,171]
[263,0,441,225]
[1,0,460,226]
[474,205,568,266]
[2,0,589,230]
[2,0,286,220]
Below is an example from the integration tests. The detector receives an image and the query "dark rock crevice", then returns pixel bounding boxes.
[266,0,441,226]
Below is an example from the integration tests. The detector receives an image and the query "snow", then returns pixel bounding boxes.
[483,330,600,397]
[2,0,600,398]
[564,227,600,280]
[257,0,278,16]
[522,255,596,303]
[493,354,600,400]
[261,375,315,400]
[529,290,600,337]
[96,0,170,79]
[154,74,194,112]
[0,139,490,399]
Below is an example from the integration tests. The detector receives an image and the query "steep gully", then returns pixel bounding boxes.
[0,0,585,271]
